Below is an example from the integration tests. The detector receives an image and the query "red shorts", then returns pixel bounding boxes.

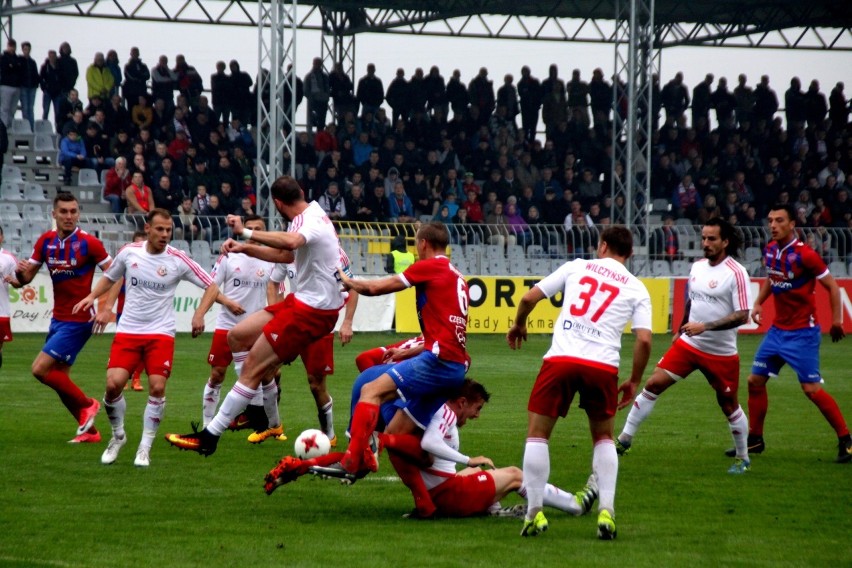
[528,356,619,421]
[207,329,233,367]
[108,333,175,378]
[0,317,11,342]
[300,333,334,376]
[262,294,340,365]
[658,339,740,395]
[429,471,496,517]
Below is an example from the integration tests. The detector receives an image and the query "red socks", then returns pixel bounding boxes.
[41,369,90,420]
[341,402,379,473]
[807,388,850,438]
[387,451,436,517]
[747,384,768,436]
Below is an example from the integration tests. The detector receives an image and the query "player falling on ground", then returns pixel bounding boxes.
[312,221,469,484]
[217,243,358,445]
[0,225,22,369]
[165,176,347,457]
[73,208,220,467]
[380,378,599,520]
[615,218,754,474]
[15,192,114,443]
[354,335,424,372]
[740,203,851,463]
[507,226,652,540]
[201,215,274,433]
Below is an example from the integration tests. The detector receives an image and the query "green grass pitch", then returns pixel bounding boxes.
[0,332,849,567]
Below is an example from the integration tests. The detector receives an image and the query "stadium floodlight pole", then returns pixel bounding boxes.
[256,0,297,228]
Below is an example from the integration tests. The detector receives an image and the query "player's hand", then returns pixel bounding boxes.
[226,214,244,235]
[830,324,845,343]
[225,300,245,315]
[72,296,95,315]
[339,321,353,345]
[679,321,705,337]
[92,310,112,335]
[671,332,681,345]
[220,238,244,254]
[616,380,638,411]
[191,314,205,338]
[467,456,494,469]
[16,259,30,274]
[382,347,402,362]
[337,267,353,291]
[751,303,763,325]
[506,325,527,350]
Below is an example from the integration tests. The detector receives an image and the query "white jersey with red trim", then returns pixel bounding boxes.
[211,252,275,330]
[105,242,214,336]
[419,404,463,491]
[270,244,352,298]
[0,248,18,317]
[536,257,652,369]
[681,257,752,356]
[288,201,345,310]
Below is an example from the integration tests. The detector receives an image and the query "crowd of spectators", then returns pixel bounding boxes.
[2,38,851,258]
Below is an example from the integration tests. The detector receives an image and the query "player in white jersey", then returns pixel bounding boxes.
[166,176,346,457]
[378,378,600,519]
[201,215,275,429]
[507,226,653,541]
[616,218,753,474]
[73,209,220,467]
[0,226,23,369]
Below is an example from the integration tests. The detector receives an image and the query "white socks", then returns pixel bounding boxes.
[207,383,258,436]
[104,394,127,439]
[202,379,221,428]
[620,388,659,443]
[593,439,618,514]
[522,438,549,519]
[728,405,749,459]
[519,482,582,515]
[140,396,165,451]
[318,398,334,439]
[233,351,248,378]
[262,381,280,429]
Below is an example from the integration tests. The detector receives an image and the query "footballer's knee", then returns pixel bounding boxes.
[747,374,767,390]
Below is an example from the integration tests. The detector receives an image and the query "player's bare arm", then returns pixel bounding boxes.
[221,239,295,264]
[383,342,425,363]
[72,274,119,316]
[191,283,221,338]
[338,290,359,345]
[92,277,123,334]
[751,278,772,325]
[507,286,546,349]
[338,269,407,296]
[681,309,750,336]
[817,273,846,342]
[674,299,692,343]
[617,328,652,410]
[4,273,23,288]
[14,259,39,285]
[227,214,306,251]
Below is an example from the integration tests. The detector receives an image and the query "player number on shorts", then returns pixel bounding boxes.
[457,276,469,316]
[569,276,620,323]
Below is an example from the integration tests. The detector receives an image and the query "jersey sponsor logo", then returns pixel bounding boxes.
[157,265,168,277]
[130,277,168,290]
[232,278,265,288]
[448,315,466,325]
[561,319,603,338]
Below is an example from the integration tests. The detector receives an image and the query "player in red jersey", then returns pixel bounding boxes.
[744,203,850,463]
[354,336,424,372]
[15,193,115,443]
[315,222,469,483]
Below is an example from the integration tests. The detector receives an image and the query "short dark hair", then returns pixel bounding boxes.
[769,203,797,223]
[270,176,304,205]
[704,216,742,258]
[53,191,78,209]
[244,214,265,227]
[599,226,633,258]
[132,230,146,241]
[456,378,491,404]
[146,208,172,224]
[416,221,450,250]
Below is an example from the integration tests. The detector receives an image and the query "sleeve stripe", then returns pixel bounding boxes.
[725,258,749,309]
[167,248,214,285]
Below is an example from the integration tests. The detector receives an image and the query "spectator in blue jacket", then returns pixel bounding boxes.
[58,129,87,183]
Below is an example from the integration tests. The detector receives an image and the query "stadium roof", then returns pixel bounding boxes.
[4,0,851,50]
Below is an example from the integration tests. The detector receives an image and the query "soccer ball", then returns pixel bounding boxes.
[294,429,331,459]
